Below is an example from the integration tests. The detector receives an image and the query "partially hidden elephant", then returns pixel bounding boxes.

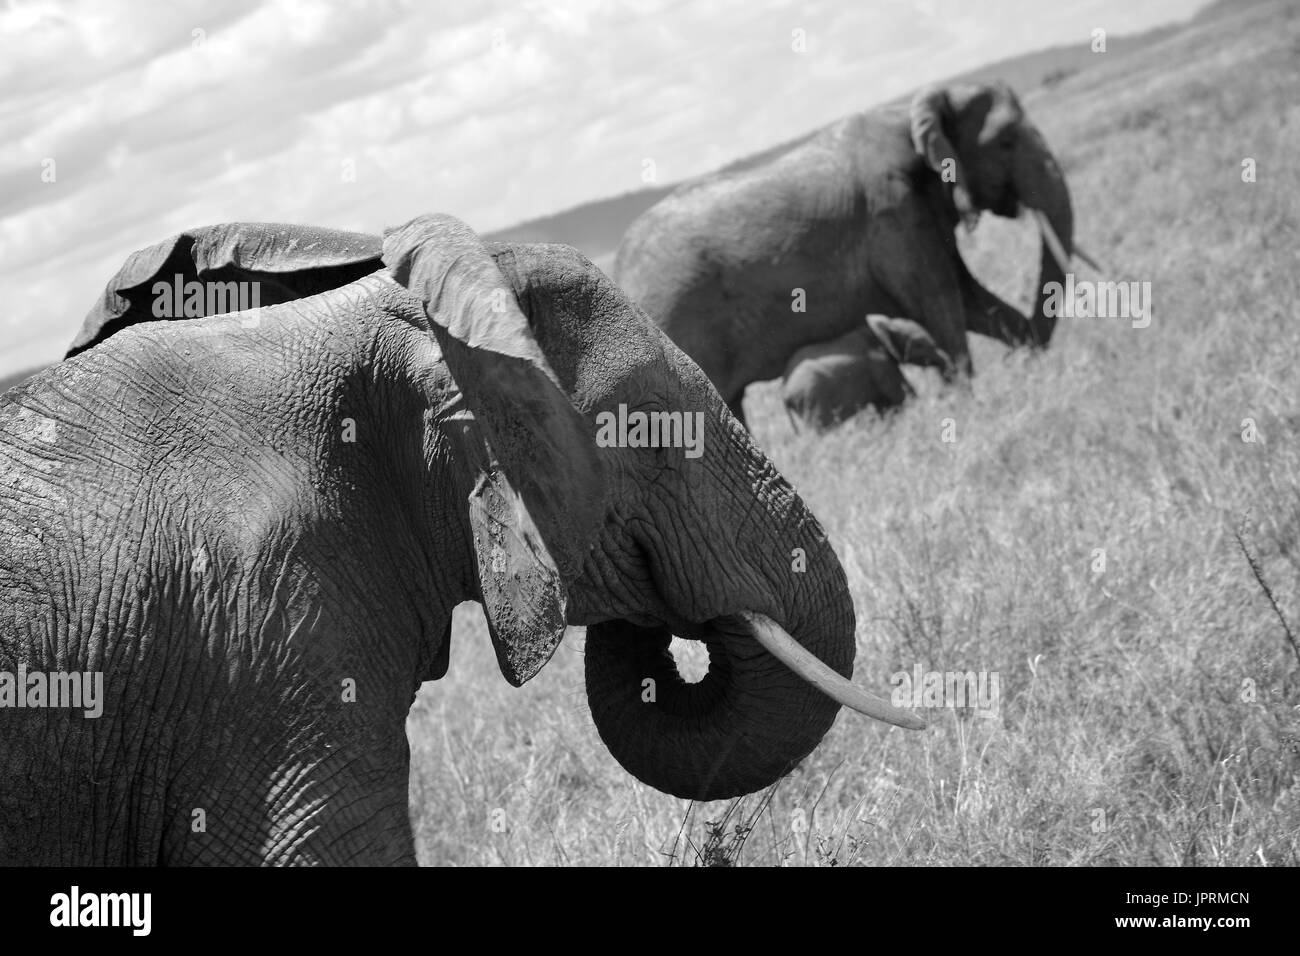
[0,215,922,866]
[783,316,950,432]
[614,81,1081,425]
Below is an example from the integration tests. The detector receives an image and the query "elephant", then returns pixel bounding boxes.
[614,80,1081,425]
[782,315,950,432]
[0,215,922,866]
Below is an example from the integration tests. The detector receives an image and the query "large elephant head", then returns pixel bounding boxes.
[910,81,1075,346]
[64,216,922,809]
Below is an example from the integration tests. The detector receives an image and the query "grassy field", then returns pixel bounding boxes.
[406,1,1300,865]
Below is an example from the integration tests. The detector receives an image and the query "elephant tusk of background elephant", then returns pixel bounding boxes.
[1031,208,1073,277]
[1031,208,1104,277]
[739,612,927,730]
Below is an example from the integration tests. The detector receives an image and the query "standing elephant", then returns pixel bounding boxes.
[0,215,921,866]
[783,316,949,432]
[614,81,1078,424]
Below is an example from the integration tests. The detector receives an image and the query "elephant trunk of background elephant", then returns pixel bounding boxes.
[1015,124,1075,347]
[584,515,859,801]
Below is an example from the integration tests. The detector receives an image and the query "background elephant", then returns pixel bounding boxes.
[0,215,919,866]
[783,315,950,432]
[614,81,1078,425]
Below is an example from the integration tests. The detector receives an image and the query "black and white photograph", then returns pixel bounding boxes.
[0,0,1294,908]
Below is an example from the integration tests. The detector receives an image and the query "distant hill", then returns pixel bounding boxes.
[484,1,1239,267]
[483,188,671,260]
[920,23,1181,98]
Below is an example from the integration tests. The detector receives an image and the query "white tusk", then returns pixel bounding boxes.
[740,611,926,730]
[1032,209,1107,276]
[1030,209,1072,277]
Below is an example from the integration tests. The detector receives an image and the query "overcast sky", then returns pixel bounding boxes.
[1,0,1208,376]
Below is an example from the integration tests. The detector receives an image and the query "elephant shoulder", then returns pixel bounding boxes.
[614,188,739,296]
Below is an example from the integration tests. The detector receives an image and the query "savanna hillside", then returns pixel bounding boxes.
[407,0,1300,865]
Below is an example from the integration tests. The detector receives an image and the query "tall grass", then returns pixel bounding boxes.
[407,1,1300,865]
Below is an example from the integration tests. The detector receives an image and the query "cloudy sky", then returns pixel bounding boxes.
[1,0,1207,376]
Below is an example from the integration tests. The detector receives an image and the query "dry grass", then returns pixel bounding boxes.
[406,2,1300,866]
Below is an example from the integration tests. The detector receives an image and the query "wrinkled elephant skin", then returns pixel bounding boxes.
[0,217,919,866]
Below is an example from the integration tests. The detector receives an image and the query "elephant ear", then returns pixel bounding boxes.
[383,213,605,687]
[67,223,383,357]
[909,86,978,229]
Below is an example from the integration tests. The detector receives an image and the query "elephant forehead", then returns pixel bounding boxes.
[490,242,689,405]
[567,323,703,415]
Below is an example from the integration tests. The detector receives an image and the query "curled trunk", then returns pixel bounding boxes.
[584,569,857,801]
